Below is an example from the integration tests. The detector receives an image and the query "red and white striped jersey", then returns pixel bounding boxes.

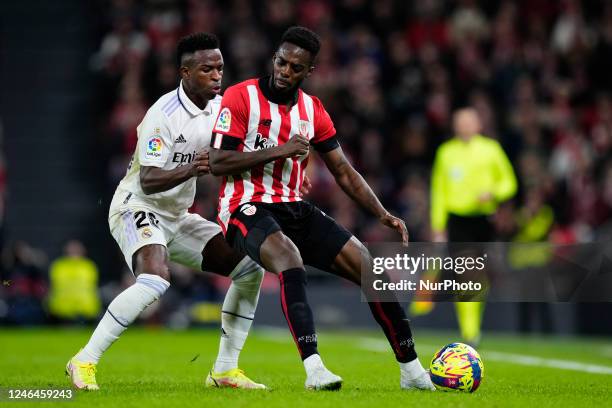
[211,77,337,232]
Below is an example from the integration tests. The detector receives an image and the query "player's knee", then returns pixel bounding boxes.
[133,245,171,281]
[201,234,242,276]
[349,240,372,272]
[135,257,170,281]
[143,263,170,281]
[261,232,303,272]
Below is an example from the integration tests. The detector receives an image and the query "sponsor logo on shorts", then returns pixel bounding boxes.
[240,204,257,216]
[214,107,231,132]
[141,227,153,239]
[146,137,163,159]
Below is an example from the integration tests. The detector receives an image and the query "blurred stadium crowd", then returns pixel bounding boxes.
[3,0,612,326]
[93,0,612,243]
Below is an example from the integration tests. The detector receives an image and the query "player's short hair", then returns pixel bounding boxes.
[176,32,220,68]
[279,26,321,61]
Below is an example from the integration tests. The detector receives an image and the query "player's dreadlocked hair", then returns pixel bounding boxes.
[280,26,321,60]
[176,32,220,67]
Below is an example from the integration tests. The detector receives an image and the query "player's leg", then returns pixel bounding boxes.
[330,238,435,390]
[226,204,342,390]
[263,231,343,390]
[67,209,172,391]
[449,215,491,347]
[68,246,171,390]
[167,213,266,389]
[295,205,433,390]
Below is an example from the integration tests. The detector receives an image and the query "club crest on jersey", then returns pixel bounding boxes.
[146,137,163,159]
[240,204,257,216]
[298,120,311,139]
[215,107,231,132]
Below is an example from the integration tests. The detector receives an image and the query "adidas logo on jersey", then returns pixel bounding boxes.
[175,134,187,143]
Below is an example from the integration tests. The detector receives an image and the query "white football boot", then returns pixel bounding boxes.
[303,354,343,390]
[400,369,436,391]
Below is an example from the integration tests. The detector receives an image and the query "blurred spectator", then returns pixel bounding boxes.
[48,240,101,323]
[90,0,612,257]
[510,186,555,333]
[2,241,48,325]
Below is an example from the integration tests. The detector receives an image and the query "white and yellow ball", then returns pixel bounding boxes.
[429,342,484,392]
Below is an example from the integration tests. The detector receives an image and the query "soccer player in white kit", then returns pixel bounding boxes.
[66,33,267,390]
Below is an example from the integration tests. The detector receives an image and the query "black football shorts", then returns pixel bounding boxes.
[225,201,352,271]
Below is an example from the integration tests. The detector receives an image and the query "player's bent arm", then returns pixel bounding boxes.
[320,145,409,244]
[140,151,209,194]
[209,134,309,176]
[320,146,388,218]
[209,148,287,176]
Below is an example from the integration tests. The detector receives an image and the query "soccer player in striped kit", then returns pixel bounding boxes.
[209,26,435,391]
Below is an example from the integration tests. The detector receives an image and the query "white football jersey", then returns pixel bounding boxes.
[110,81,222,218]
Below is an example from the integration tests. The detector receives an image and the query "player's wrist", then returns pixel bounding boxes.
[188,163,199,178]
[377,210,391,222]
[275,144,289,159]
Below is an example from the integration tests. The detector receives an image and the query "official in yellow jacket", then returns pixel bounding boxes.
[48,240,101,321]
[430,108,517,345]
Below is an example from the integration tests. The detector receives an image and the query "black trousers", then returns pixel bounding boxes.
[447,213,494,243]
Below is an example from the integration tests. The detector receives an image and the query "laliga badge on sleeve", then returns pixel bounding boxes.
[146,137,163,159]
[215,107,232,132]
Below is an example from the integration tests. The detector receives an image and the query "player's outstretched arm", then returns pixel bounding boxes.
[320,146,409,244]
[209,135,309,176]
[140,150,210,195]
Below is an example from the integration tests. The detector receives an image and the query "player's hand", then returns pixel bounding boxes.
[281,135,309,158]
[299,175,312,196]
[380,212,409,246]
[478,192,494,204]
[192,150,210,176]
[432,230,447,243]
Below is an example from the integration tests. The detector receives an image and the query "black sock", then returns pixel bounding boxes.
[362,270,418,363]
[279,268,318,360]
[368,300,417,363]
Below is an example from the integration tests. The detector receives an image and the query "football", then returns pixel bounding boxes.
[429,343,484,392]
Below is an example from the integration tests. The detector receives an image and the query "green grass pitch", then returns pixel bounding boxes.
[1,327,611,407]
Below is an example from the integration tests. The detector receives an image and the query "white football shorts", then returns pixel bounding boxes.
[108,204,222,272]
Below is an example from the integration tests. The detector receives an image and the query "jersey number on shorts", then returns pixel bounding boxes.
[134,211,159,229]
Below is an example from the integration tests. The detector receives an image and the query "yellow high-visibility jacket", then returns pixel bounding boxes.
[48,256,101,319]
[431,134,517,232]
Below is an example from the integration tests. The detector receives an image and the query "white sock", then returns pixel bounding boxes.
[303,354,324,376]
[399,358,426,379]
[76,274,170,363]
[213,257,264,373]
